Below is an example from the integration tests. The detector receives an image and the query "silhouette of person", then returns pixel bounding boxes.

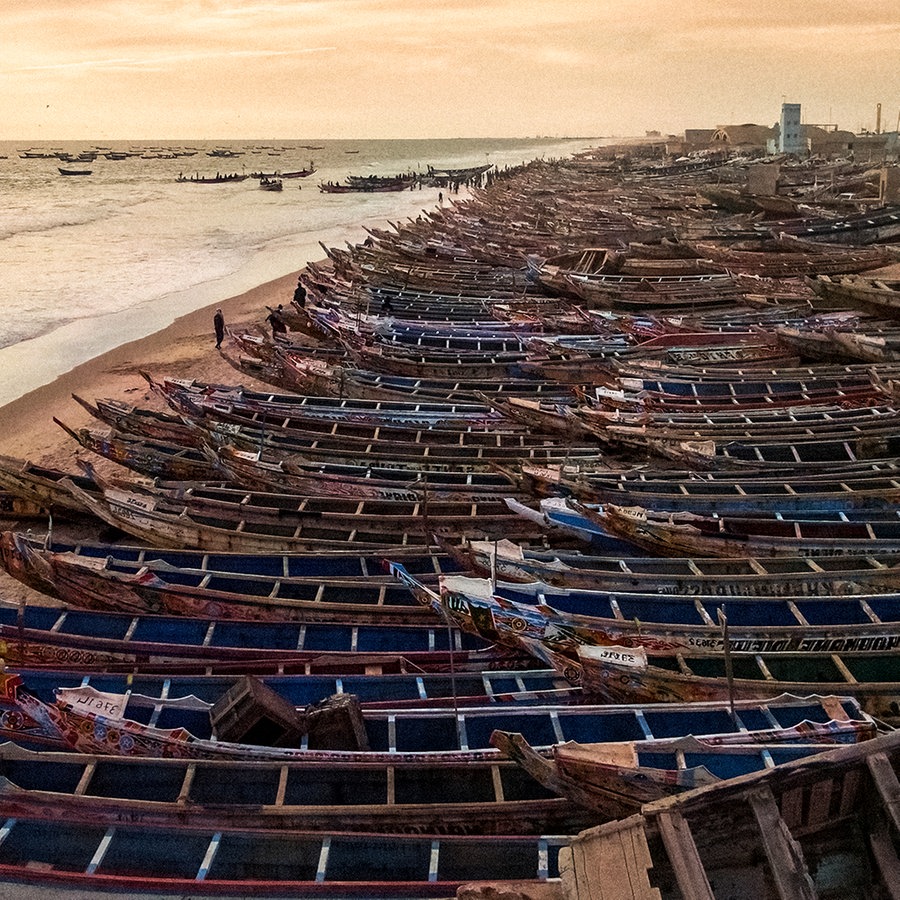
[214,308,225,349]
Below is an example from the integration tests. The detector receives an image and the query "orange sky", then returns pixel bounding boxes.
[4,0,898,139]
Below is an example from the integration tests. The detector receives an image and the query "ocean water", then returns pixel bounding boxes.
[0,137,586,407]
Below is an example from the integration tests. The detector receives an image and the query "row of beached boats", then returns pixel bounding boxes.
[0,148,899,896]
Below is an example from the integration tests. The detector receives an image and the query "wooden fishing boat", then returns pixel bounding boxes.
[144,373,499,424]
[685,237,895,277]
[566,643,900,719]
[347,343,531,381]
[490,716,877,816]
[0,671,873,757]
[449,536,900,595]
[593,363,897,412]
[280,166,317,178]
[72,393,199,445]
[0,531,469,627]
[586,503,900,558]
[59,472,552,552]
[0,453,176,516]
[176,389,542,443]
[319,179,410,193]
[538,466,900,515]
[561,275,747,314]
[774,203,900,244]
[195,414,607,470]
[0,811,568,896]
[809,273,900,315]
[212,444,526,501]
[54,419,220,482]
[392,565,900,660]
[572,402,900,450]
[0,717,877,840]
[58,167,92,176]
[558,728,900,900]
[175,172,248,183]
[0,669,594,747]
[0,601,517,675]
[0,741,592,837]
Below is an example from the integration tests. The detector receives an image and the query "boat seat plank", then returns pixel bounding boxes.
[657,810,714,900]
[747,786,817,900]
[867,752,900,833]
[867,816,900,900]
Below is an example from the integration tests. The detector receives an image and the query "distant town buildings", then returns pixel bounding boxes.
[676,101,898,165]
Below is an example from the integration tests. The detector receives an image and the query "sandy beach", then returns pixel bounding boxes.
[0,269,294,467]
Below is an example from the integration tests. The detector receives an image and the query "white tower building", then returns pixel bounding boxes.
[779,103,803,154]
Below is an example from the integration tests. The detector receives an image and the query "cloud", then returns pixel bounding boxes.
[11,45,336,73]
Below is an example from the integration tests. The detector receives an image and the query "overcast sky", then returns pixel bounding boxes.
[4,0,898,140]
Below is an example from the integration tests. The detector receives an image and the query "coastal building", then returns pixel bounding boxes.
[778,103,803,154]
[681,124,774,154]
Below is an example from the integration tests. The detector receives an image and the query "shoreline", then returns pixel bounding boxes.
[0,269,296,466]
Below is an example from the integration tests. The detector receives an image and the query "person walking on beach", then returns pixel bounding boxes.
[266,304,288,337]
[213,308,225,349]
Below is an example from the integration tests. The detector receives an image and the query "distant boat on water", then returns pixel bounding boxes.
[281,165,317,179]
[58,167,92,176]
[249,165,316,179]
[259,177,283,192]
[176,172,248,184]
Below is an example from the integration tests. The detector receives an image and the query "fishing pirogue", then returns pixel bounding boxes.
[2,148,900,897]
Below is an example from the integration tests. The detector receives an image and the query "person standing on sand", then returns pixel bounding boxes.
[213,308,225,349]
[266,304,288,337]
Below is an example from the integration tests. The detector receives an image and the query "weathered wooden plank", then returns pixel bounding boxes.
[747,786,817,900]
[780,785,804,829]
[868,752,900,833]
[656,810,714,900]
[868,815,900,900]
[806,778,833,827]
[838,768,862,818]
[559,817,661,900]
